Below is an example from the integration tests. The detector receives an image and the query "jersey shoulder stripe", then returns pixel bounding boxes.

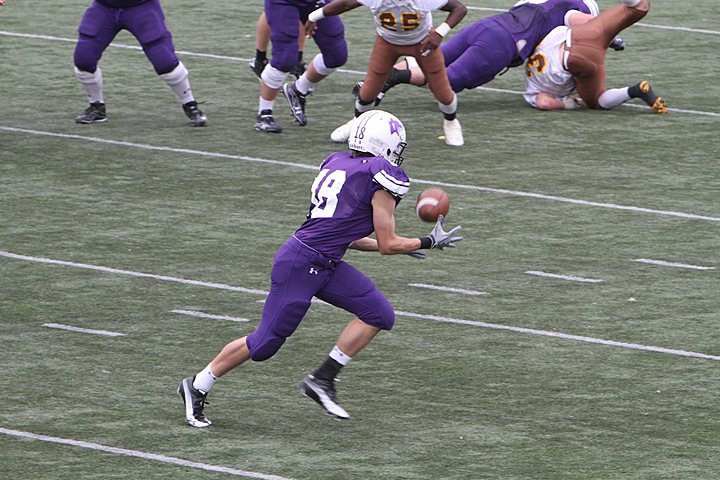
[373,169,410,198]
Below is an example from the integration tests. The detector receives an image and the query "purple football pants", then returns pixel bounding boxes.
[246,236,395,361]
[74,0,179,75]
[265,0,347,72]
[441,19,518,93]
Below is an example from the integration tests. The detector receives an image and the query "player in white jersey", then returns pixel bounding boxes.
[523,26,579,110]
[305,0,468,146]
[523,0,667,113]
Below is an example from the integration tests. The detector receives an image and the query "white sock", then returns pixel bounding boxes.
[295,74,315,95]
[259,97,274,113]
[74,66,104,104]
[598,87,631,109]
[329,345,352,366]
[160,62,195,104]
[193,364,218,393]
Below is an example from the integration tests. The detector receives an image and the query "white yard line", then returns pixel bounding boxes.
[3,251,717,362]
[633,258,716,270]
[0,250,269,295]
[43,323,125,337]
[525,271,604,283]
[408,283,488,296]
[0,427,294,480]
[394,310,720,362]
[3,126,719,223]
[171,309,251,322]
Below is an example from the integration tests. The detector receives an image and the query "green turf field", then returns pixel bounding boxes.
[1,1,719,479]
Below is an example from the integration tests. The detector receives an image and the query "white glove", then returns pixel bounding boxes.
[426,215,463,249]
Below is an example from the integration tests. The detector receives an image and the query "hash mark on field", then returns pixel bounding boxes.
[4,251,718,362]
[408,283,488,296]
[3,126,720,223]
[172,309,250,322]
[43,323,125,337]
[633,259,716,270]
[525,271,604,283]
[0,427,295,480]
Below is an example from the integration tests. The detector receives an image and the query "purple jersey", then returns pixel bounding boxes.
[294,152,410,261]
[96,0,149,7]
[491,0,597,63]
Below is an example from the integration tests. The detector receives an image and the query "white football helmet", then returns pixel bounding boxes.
[348,110,407,165]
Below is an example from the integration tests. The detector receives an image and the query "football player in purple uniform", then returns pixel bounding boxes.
[178,110,463,427]
[256,0,349,133]
[73,0,207,126]
[380,0,611,96]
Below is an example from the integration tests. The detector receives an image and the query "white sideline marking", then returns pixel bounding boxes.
[172,309,250,323]
[408,283,488,296]
[394,311,720,362]
[525,271,604,283]
[0,427,295,480]
[3,126,720,223]
[43,323,125,337]
[3,251,718,362]
[633,259,716,270]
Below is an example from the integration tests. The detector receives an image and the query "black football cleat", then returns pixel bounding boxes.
[177,376,212,427]
[635,81,668,114]
[300,374,350,420]
[255,109,282,133]
[281,81,308,126]
[182,101,208,127]
[75,102,107,124]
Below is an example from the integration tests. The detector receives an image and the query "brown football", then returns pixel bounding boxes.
[415,187,450,223]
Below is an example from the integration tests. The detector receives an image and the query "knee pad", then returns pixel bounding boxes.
[438,93,458,115]
[159,61,187,86]
[144,34,180,74]
[312,54,336,76]
[74,38,102,73]
[261,65,288,89]
[249,336,286,362]
[361,305,395,331]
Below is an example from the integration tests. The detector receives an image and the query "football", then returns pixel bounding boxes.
[415,187,450,223]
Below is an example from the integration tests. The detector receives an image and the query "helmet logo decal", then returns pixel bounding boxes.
[388,118,403,136]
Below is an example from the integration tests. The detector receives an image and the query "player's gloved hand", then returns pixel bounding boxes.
[427,215,463,249]
[406,250,427,260]
[609,36,625,51]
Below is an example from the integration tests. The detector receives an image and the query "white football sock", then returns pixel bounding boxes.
[296,74,315,95]
[160,62,195,104]
[330,345,352,366]
[598,87,631,109]
[259,97,274,113]
[74,66,104,104]
[193,364,218,393]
